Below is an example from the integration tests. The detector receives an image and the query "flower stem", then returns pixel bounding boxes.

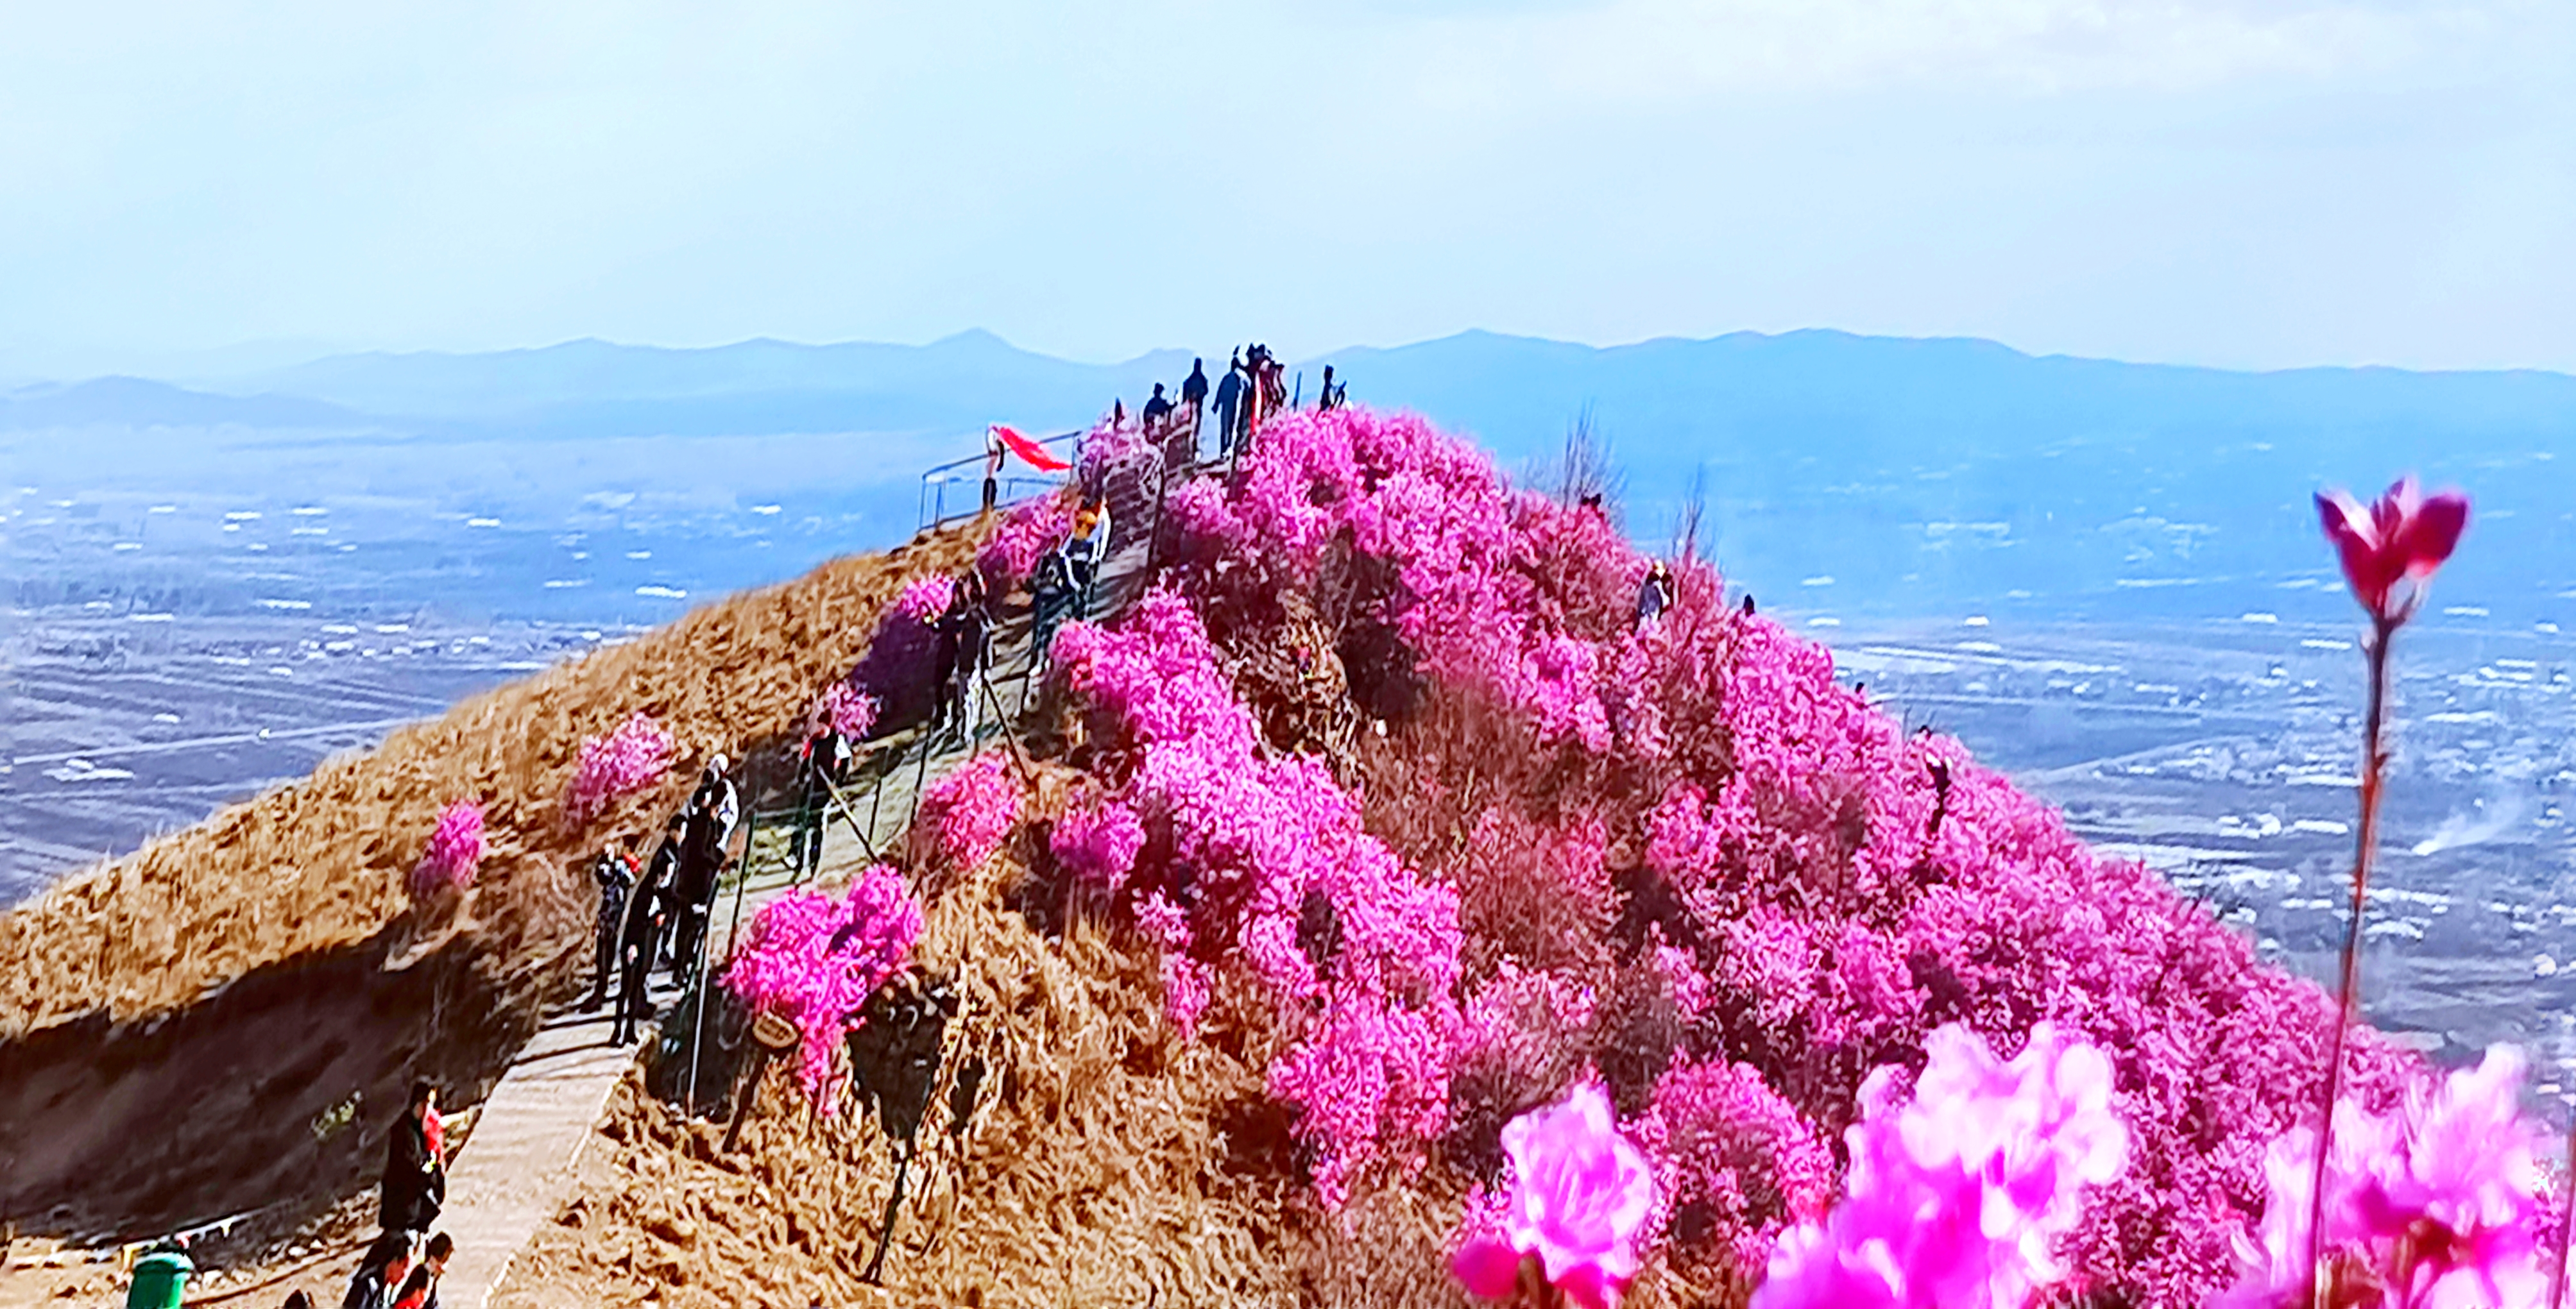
[2554,1117,2575,1309]
[2308,614,2393,1306]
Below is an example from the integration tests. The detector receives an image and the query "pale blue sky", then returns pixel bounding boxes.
[1,1,2570,377]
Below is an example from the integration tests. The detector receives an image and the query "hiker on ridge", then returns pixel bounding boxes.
[379,1081,443,1237]
[981,426,1005,515]
[1141,382,1174,430]
[790,720,853,880]
[583,839,638,1011]
[1181,359,1209,438]
[1029,545,1077,671]
[1317,365,1337,412]
[1213,353,1245,457]
[669,758,735,986]
[1066,496,1111,619]
[939,570,991,743]
[616,814,684,1045]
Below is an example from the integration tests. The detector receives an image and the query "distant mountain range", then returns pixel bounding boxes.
[10,328,2576,623]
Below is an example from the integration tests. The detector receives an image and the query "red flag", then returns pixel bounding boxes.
[992,424,1070,473]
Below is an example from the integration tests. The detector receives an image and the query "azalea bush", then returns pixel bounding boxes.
[2215,1046,2549,1308]
[979,493,1074,593]
[409,799,484,897]
[722,865,924,1104]
[844,573,957,734]
[1016,404,2539,1305]
[814,681,878,741]
[564,710,674,828]
[1454,1081,1658,1309]
[1751,1023,2129,1309]
[1051,591,1467,1205]
[916,749,1019,872]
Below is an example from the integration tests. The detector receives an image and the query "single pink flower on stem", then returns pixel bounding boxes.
[2316,477,2469,625]
[2305,476,2468,1297]
[1454,1080,1657,1309]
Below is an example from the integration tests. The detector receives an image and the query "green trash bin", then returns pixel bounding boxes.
[124,1245,192,1309]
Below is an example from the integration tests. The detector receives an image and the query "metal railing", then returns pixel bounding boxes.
[916,428,1084,530]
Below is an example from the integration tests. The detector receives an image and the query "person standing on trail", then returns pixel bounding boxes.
[669,758,735,986]
[582,840,638,1011]
[389,1233,450,1309]
[614,815,682,1046]
[1141,382,1174,430]
[1213,353,1245,457]
[981,426,1005,515]
[1066,496,1111,620]
[1029,544,1077,671]
[790,722,852,880]
[379,1082,443,1237]
[1181,359,1209,444]
[946,570,991,741]
[342,1230,413,1309]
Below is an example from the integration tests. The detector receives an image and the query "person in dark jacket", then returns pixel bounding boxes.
[1213,353,1245,457]
[341,1229,413,1309]
[1140,382,1174,429]
[615,816,682,1046]
[582,840,638,1011]
[1180,358,1209,435]
[390,1232,450,1309]
[947,570,990,741]
[789,722,851,879]
[378,1082,442,1236]
[667,758,737,983]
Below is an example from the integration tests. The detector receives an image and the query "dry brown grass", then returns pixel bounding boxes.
[498,764,1320,1308]
[0,522,984,1037]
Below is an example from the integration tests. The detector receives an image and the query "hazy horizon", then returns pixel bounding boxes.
[5,3,2573,380]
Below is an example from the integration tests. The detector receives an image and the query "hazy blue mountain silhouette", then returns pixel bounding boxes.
[19,327,2576,623]
[1326,330,2576,624]
[221,330,1193,439]
[0,376,370,431]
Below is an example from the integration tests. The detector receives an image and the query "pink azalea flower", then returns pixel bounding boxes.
[2316,476,2469,625]
[916,749,1019,870]
[1454,1081,1657,1309]
[722,866,924,1105]
[409,799,484,897]
[1750,1023,2129,1309]
[563,711,674,827]
[814,682,877,740]
[2215,1045,2550,1309]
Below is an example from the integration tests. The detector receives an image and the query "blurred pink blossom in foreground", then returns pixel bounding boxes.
[2215,1045,2549,1309]
[1751,1022,2129,1309]
[1454,1080,1657,1309]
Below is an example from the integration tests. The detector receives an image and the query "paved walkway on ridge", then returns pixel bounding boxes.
[438,466,1179,1308]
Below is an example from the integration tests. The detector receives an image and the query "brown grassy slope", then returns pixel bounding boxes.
[497,764,1331,1309]
[0,522,982,1037]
